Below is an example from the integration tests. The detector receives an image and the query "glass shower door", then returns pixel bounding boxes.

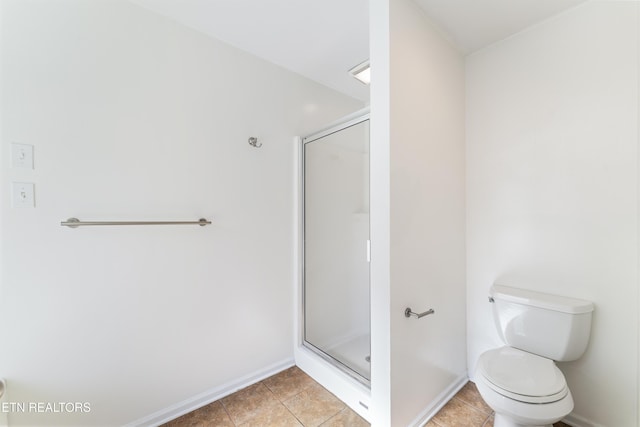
[302,115,370,384]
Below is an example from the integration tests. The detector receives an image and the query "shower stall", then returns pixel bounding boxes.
[296,110,371,412]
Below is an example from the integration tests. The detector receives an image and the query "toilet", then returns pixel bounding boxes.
[475,284,594,427]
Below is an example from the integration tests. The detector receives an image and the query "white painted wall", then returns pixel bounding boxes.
[369,0,392,423]
[0,1,362,425]
[370,0,467,425]
[388,2,467,426]
[466,2,639,426]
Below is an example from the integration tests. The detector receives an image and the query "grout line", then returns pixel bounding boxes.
[453,396,493,416]
[282,401,305,427]
[317,407,345,426]
[260,380,279,402]
[450,384,493,418]
[219,400,236,426]
[218,399,237,426]
[449,397,494,426]
[480,411,494,427]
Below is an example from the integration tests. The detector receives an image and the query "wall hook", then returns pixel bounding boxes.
[248,137,262,148]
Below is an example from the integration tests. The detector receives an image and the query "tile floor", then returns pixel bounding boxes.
[162,366,571,427]
[427,382,569,427]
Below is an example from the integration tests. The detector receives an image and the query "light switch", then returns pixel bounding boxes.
[11,182,35,208]
[11,143,34,169]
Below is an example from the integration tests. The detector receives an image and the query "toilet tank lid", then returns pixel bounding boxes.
[491,284,594,314]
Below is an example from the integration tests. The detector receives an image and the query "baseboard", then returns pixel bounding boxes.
[124,358,295,427]
[563,412,604,427]
[407,374,469,427]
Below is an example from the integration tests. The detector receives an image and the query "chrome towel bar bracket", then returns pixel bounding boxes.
[61,218,212,228]
[405,307,435,319]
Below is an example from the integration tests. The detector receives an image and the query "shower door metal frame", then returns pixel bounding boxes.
[300,109,371,387]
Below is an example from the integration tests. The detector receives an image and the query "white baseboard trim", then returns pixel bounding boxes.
[124,358,295,427]
[563,412,604,427]
[408,374,469,427]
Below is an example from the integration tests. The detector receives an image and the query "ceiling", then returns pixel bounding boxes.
[416,0,588,54]
[129,0,588,102]
[129,0,370,101]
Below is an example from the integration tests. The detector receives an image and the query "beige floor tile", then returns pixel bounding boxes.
[284,382,346,427]
[263,366,316,401]
[163,411,220,427]
[221,382,282,425]
[237,403,303,427]
[167,370,532,427]
[320,407,370,427]
[189,401,233,426]
[432,398,490,427]
[454,382,492,415]
[482,413,494,427]
[479,414,568,427]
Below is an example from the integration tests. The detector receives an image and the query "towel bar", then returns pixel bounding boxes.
[60,218,211,228]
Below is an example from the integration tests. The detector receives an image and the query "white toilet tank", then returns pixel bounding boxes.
[490,284,594,362]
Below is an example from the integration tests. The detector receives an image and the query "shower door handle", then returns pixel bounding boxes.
[366,240,371,263]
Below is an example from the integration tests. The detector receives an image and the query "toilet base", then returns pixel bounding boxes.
[475,375,572,427]
[494,413,552,427]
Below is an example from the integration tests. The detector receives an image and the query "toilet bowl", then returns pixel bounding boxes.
[475,285,594,427]
[475,347,573,427]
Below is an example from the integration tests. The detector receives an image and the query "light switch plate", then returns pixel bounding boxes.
[11,182,35,208]
[11,143,34,169]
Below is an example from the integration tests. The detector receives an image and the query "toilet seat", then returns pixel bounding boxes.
[477,347,569,404]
